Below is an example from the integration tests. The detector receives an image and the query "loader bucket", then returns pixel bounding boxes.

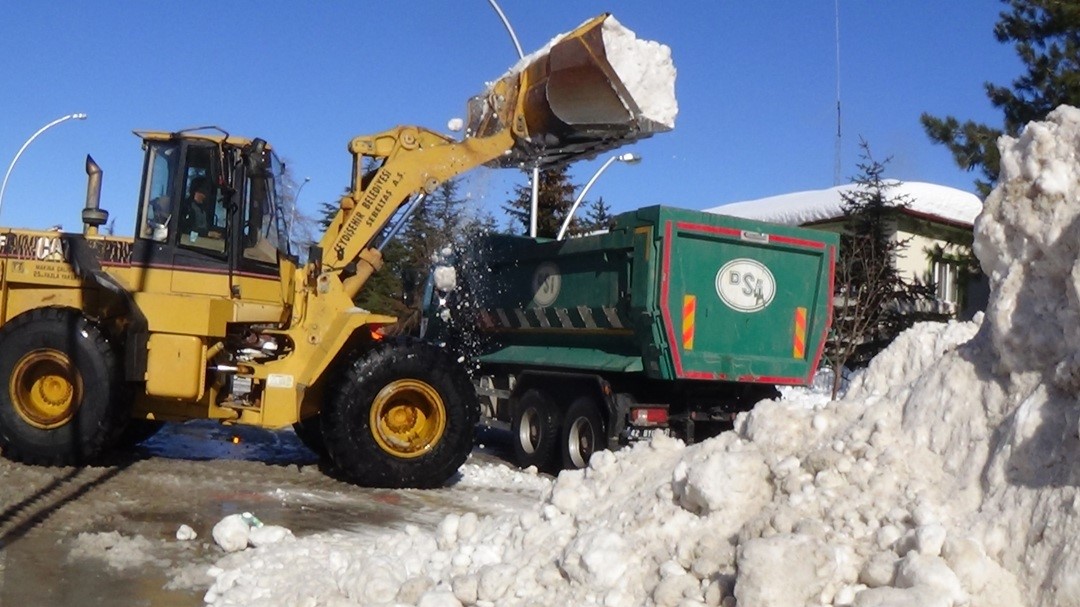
[467,13,677,169]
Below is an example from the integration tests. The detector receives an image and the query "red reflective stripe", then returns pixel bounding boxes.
[793,307,807,358]
[682,294,696,350]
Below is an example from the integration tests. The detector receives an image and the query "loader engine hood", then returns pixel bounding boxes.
[466,13,677,169]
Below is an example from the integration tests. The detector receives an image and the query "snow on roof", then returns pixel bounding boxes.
[705,181,983,228]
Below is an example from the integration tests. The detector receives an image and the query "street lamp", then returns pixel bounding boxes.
[294,176,311,203]
[287,176,311,248]
[0,112,88,221]
[557,152,641,241]
[485,0,541,238]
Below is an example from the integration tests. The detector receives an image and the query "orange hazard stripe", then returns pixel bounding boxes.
[793,307,807,358]
[682,294,696,351]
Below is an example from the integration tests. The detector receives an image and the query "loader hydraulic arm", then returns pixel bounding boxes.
[318,124,515,298]
[314,12,676,300]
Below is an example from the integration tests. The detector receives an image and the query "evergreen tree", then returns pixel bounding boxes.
[826,143,938,397]
[921,0,1080,195]
[309,178,496,332]
[503,166,577,238]
[583,196,617,233]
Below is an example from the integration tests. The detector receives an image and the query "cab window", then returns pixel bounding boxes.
[242,159,290,264]
[139,142,179,241]
[178,145,226,254]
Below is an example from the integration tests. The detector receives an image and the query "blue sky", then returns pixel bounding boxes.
[0,1,1018,236]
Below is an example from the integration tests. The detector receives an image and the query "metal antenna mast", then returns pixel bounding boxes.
[834,0,843,185]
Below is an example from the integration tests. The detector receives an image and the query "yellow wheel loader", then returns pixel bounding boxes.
[0,14,675,487]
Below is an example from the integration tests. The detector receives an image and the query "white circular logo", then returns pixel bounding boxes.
[715,259,776,312]
[531,261,561,307]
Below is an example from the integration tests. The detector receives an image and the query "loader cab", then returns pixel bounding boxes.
[132,130,292,297]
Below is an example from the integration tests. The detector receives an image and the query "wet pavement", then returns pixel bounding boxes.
[0,422,535,607]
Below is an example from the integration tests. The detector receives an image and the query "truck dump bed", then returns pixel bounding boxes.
[458,205,837,386]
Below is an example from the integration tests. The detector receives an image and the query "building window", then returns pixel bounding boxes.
[932,260,958,308]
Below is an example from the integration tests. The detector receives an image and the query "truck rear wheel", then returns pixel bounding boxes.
[0,308,126,465]
[511,389,561,473]
[561,395,605,470]
[322,338,477,488]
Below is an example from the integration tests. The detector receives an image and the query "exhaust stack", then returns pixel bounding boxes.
[82,155,108,235]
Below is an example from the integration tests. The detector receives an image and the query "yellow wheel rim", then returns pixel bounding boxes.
[369,379,447,459]
[10,349,82,430]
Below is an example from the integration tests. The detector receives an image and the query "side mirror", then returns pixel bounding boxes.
[245,138,270,177]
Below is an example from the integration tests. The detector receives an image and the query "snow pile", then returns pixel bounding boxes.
[452,460,553,494]
[71,531,169,571]
[499,15,677,129]
[203,106,1080,607]
[601,16,678,128]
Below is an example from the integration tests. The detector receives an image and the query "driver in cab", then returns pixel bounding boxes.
[180,177,223,240]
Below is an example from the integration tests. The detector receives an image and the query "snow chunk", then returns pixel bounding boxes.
[212,514,251,553]
[176,524,197,541]
[674,439,772,516]
[735,535,839,607]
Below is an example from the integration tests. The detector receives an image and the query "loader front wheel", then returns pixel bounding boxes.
[0,308,125,465]
[322,338,477,488]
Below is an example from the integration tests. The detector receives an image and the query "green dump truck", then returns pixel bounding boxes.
[425,205,837,472]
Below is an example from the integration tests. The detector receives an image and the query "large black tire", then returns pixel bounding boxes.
[321,338,478,488]
[511,389,561,473]
[293,414,328,459]
[0,307,126,465]
[561,395,605,470]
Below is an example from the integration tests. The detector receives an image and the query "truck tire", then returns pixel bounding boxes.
[561,395,605,470]
[321,338,478,488]
[0,307,126,465]
[511,389,561,473]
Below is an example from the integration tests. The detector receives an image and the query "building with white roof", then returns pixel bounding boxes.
[706,181,986,316]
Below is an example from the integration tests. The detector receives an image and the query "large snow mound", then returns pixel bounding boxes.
[202,106,1080,607]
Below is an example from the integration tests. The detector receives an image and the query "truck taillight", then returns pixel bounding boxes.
[631,407,668,427]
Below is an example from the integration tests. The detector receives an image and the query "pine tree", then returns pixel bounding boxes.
[583,196,617,233]
[503,166,577,238]
[921,0,1080,195]
[826,143,937,397]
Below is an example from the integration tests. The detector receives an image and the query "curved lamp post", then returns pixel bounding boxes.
[287,176,311,247]
[294,176,311,205]
[486,0,541,238]
[557,152,641,241]
[0,112,88,221]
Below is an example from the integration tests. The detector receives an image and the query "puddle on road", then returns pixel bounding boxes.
[2,525,206,607]
[0,420,534,607]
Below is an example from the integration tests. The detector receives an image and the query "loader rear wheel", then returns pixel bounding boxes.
[0,308,125,465]
[322,338,477,488]
[511,389,561,473]
[561,395,605,470]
